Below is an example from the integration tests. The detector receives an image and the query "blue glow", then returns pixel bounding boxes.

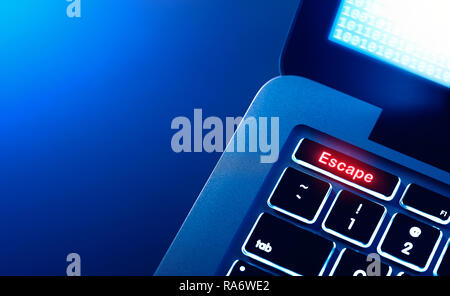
[322,190,387,249]
[241,214,336,276]
[329,0,450,88]
[0,0,298,275]
[377,213,443,272]
[267,168,332,225]
[433,238,450,276]
[400,184,450,225]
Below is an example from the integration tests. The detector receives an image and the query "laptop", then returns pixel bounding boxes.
[156,0,449,276]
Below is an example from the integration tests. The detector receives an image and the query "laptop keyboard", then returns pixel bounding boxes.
[378,213,442,272]
[267,167,331,224]
[242,213,335,276]
[226,136,449,276]
[434,239,450,276]
[227,260,274,276]
[400,184,450,225]
[330,248,392,276]
[293,138,400,200]
[322,190,386,248]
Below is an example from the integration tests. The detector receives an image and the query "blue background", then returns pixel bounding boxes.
[0,1,298,274]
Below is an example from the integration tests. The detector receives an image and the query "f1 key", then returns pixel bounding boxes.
[400,184,450,225]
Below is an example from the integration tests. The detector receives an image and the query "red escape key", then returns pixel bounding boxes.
[293,138,400,201]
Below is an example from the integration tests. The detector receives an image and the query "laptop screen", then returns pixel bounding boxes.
[329,0,450,88]
[281,0,449,173]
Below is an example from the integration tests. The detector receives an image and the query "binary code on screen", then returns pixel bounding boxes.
[329,0,450,87]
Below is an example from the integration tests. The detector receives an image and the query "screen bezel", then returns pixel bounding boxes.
[280,0,449,110]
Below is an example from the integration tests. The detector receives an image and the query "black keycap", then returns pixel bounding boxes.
[401,184,450,225]
[322,190,386,247]
[242,213,335,276]
[227,260,274,276]
[378,213,442,272]
[434,239,450,276]
[293,138,400,200]
[330,249,392,276]
[268,168,331,224]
